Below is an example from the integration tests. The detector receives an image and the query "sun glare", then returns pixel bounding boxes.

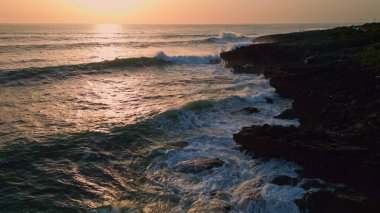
[71,0,145,12]
[95,24,122,34]
[92,24,123,60]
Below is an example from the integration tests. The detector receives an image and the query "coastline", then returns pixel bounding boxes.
[221,23,380,211]
[2,24,349,212]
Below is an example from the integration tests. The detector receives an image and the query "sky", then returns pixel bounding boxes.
[0,0,380,24]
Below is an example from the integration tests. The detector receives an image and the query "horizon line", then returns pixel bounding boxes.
[0,22,362,25]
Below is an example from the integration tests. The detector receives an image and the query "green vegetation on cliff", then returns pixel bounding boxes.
[357,43,380,73]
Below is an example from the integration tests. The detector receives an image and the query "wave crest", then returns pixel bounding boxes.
[0,32,254,52]
[0,52,223,83]
[155,52,221,64]
[219,32,248,39]
[0,57,169,83]
[206,32,252,43]
[182,100,214,111]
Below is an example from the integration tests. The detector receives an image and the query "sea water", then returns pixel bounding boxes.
[0,23,343,212]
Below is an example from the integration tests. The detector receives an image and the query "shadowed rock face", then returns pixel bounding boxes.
[174,158,224,173]
[233,125,378,191]
[271,175,299,186]
[296,189,379,213]
[221,23,380,211]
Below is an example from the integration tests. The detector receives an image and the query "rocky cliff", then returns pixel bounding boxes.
[221,23,380,212]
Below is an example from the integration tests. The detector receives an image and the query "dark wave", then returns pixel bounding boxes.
[0,51,223,84]
[0,32,254,52]
[0,33,213,39]
[157,34,215,39]
[0,57,170,84]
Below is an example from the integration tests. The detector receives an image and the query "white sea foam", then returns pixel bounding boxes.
[142,74,303,212]
[219,31,248,39]
[155,51,220,64]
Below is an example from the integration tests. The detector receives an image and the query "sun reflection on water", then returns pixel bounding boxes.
[95,24,122,35]
[92,24,125,61]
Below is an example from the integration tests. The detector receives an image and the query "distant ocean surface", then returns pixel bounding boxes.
[0,24,344,70]
[0,24,347,212]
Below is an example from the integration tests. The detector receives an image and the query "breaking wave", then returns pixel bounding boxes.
[0,57,169,83]
[155,52,220,64]
[208,32,251,42]
[0,52,223,83]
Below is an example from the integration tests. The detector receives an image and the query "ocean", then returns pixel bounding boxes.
[0,23,345,212]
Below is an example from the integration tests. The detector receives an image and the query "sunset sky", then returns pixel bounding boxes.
[1,0,380,24]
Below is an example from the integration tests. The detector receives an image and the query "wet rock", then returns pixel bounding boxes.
[210,58,221,64]
[232,64,260,74]
[174,158,224,173]
[242,107,259,113]
[233,125,379,192]
[234,189,263,209]
[223,23,380,202]
[296,189,380,213]
[220,43,299,68]
[232,177,266,208]
[271,175,298,186]
[274,109,296,119]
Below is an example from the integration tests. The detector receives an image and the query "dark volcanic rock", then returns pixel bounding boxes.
[296,189,379,213]
[234,124,379,195]
[210,58,221,64]
[222,23,380,209]
[174,158,224,173]
[221,43,300,68]
[232,64,257,74]
[271,175,299,186]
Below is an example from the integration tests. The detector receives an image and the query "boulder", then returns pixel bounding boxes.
[174,158,224,173]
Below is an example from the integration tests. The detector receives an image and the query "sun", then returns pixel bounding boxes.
[71,0,145,12]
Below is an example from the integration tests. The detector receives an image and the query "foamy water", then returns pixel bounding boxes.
[0,24,343,212]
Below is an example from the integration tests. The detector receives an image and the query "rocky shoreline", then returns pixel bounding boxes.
[221,23,380,212]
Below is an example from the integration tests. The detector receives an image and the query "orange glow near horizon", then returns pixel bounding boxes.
[0,0,380,24]
[71,0,145,12]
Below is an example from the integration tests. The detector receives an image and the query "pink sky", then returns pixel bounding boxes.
[1,0,379,24]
